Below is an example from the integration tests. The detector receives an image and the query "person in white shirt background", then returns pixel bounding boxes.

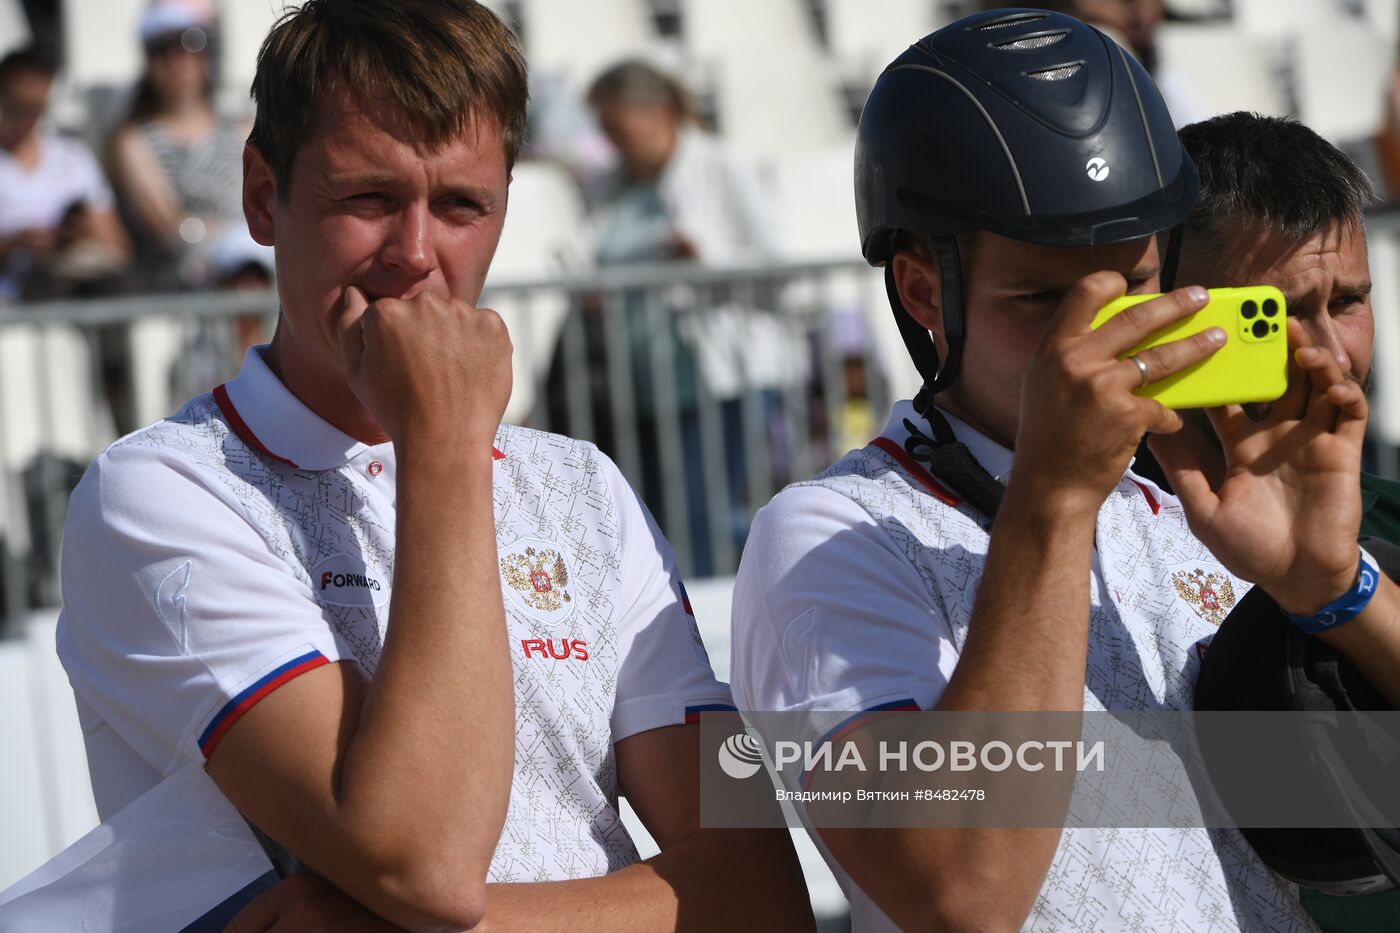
[731,8,1400,932]
[57,1,812,930]
[0,45,130,302]
[547,58,799,578]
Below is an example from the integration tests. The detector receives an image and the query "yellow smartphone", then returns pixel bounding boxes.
[1089,286,1288,409]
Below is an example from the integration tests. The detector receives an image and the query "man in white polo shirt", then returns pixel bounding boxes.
[731,11,1400,932]
[57,1,811,930]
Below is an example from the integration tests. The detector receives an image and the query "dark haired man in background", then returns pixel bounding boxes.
[1136,110,1400,933]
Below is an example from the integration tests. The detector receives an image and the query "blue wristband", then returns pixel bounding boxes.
[1282,546,1381,635]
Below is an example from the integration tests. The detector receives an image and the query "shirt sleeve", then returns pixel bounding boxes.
[56,441,357,778]
[730,484,961,726]
[599,452,734,742]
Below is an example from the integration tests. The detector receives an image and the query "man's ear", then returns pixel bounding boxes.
[243,143,277,247]
[891,248,947,354]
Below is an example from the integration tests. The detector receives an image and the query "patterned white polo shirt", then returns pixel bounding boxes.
[730,400,1317,932]
[58,346,733,882]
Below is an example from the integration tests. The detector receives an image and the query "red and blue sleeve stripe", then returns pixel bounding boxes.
[198,649,329,758]
[677,579,695,617]
[800,698,920,789]
[685,702,738,724]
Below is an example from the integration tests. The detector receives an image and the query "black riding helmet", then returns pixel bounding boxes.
[855,8,1198,395]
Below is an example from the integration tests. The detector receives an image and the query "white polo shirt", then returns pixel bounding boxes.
[731,400,1316,932]
[58,346,733,883]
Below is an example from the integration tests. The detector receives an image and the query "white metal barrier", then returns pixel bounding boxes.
[0,258,912,614]
[4,212,1400,614]
[0,612,99,893]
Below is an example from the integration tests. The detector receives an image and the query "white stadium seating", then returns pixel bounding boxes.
[1155,22,1289,119]
[218,0,287,104]
[0,0,31,59]
[1296,16,1391,143]
[518,0,659,93]
[61,0,147,88]
[825,0,947,86]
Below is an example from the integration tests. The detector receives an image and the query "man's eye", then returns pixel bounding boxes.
[1125,279,1153,294]
[445,198,484,213]
[1019,291,1062,304]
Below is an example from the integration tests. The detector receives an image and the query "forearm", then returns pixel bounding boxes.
[83,208,131,257]
[1315,574,1400,706]
[335,445,513,895]
[939,483,1097,713]
[478,829,814,933]
[863,484,1096,929]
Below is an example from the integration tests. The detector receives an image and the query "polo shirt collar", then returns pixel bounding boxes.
[880,400,1015,485]
[213,346,377,471]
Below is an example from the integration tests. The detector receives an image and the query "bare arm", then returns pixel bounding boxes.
[227,724,816,932]
[208,288,516,932]
[1152,319,1400,706]
[75,204,132,257]
[106,126,181,241]
[819,276,1223,931]
[1316,577,1400,704]
[477,723,814,932]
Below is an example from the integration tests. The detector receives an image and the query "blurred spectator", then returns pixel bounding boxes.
[1343,63,1400,204]
[587,59,781,264]
[105,0,247,290]
[0,46,130,302]
[984,0,1206,127]
[548,59,794,575]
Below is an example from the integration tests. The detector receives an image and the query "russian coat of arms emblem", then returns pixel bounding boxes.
[499,538,574,625]
[1171,568,1237,626]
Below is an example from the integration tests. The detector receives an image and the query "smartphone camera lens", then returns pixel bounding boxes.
[1241,300,1258,319]
[1262,298,1278,317]
[1252,320,1269,339]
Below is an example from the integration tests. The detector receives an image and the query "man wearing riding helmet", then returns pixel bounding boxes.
[730,8,1400,930]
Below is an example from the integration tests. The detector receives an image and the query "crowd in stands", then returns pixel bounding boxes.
[1,0,1399,590]
[1,1,256,301]
[3,0,1397,302]
[4,0,1396,307]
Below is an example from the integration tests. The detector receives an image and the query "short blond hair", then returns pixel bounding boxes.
[249,0,528,193]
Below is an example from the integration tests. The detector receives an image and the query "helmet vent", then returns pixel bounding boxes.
[993,32,1068,51]
[1026,63,1082,81]
[976,12,1047,30]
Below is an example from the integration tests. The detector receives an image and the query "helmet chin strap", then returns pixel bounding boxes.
[1160,223,1184,292]
[883,236,1004,520]
[883,235,965,415]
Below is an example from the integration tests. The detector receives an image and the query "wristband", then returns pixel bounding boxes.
[1282,546,1381,635]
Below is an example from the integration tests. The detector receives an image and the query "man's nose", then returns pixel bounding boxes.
[382,203,437,278]
[1302,311,1352,378]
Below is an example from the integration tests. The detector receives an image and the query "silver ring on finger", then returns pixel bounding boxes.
[1128,353,1149,387]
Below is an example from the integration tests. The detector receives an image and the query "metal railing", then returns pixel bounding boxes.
[6,209,1400,626]
[0,258,897,621]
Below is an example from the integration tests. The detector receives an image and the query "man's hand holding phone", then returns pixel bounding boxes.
[1011,274,1224,517]
[1148,317,1369,615]
[1091,286,1289,409]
